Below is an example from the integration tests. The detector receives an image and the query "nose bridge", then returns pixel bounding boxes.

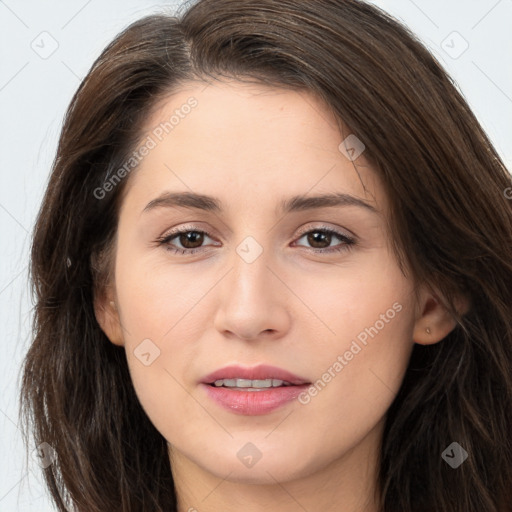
[213,233,290,340]
[230,234,273,304]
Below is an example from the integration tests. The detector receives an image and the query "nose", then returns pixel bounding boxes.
[213,247,291,342]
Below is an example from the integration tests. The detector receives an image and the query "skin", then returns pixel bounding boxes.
[95,80,461,512]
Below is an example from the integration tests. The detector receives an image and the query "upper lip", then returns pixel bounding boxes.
[201,364,310,385]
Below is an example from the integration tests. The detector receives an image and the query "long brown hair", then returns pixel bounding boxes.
[20,0,512,510]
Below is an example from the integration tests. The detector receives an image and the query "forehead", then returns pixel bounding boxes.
[122,80,385,217]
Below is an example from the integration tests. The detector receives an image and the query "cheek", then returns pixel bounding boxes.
[114,254,219,427]
[291,269,415,450]
[115,250,217,340]
[289,254,414,359]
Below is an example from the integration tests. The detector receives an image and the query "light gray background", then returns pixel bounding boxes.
[1,0,510,510]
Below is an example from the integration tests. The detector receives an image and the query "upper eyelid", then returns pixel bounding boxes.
[295,223,355,239]
[162,223,218,240]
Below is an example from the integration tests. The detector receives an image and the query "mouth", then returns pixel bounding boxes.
[200,364,311,415]
[201,363,310,387]
[209,378,296,391]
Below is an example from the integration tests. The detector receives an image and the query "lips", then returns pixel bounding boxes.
[201,364,310,386]
[200,364,312,415]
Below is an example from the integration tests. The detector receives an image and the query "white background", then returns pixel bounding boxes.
[0,0,511,510]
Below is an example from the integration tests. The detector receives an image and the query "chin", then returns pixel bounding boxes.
[200,447,317,485]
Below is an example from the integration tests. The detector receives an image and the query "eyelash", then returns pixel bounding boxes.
[155,225,356,256]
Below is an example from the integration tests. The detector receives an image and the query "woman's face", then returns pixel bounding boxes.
[97,80,435,486]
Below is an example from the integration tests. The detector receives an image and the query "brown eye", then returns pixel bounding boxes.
[306,231,332,249]
[157,228,216,255]
[294,227,355,254]
[157,226,355,256]
[177,231,205,249]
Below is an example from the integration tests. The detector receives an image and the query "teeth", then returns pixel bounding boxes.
[213,378,290,388]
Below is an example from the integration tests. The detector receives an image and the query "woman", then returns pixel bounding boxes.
[20,0,512,511]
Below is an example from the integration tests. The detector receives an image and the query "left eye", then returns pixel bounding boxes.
[293,228,355,253]
[156,229,218,255]
[156,227,356,255]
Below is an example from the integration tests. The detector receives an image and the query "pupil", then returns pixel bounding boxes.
[308,231,330,248]
[181,231,204,248]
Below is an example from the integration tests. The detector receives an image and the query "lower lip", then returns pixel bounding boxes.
[201,383,310,415]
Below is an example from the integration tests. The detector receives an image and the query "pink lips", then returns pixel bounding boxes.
[200,364,311,415]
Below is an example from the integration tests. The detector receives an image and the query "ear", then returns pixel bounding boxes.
[93,286,125,347]
[412,285,470,345]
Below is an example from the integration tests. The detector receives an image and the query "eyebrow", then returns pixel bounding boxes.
[142,191,378,215]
